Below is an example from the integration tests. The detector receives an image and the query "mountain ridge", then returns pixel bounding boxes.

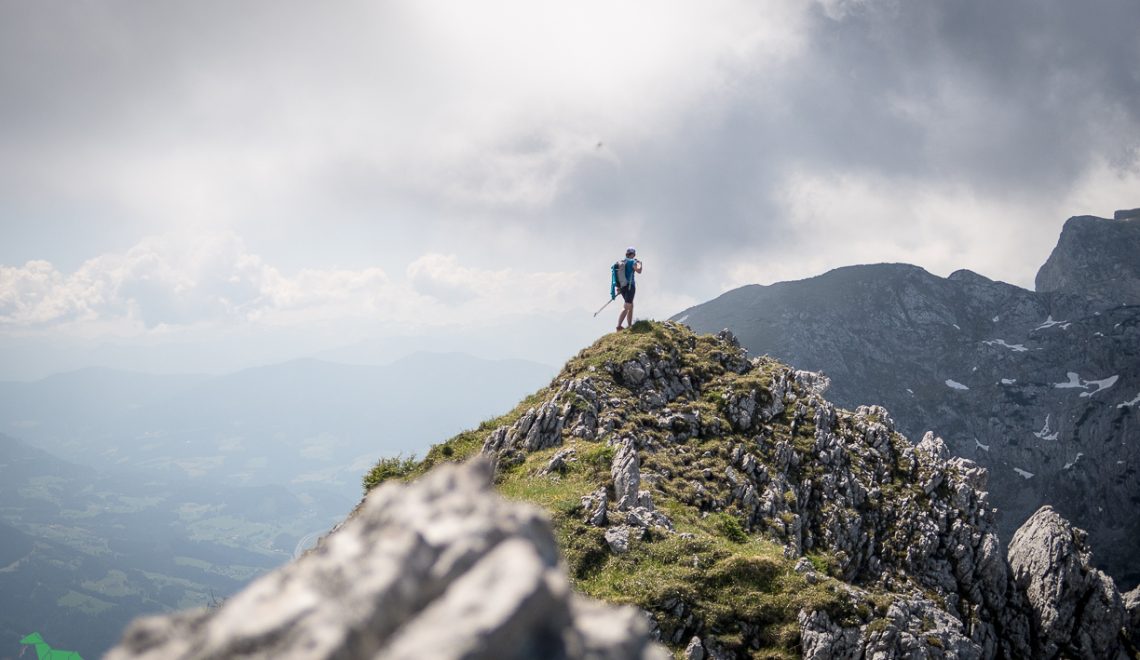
[109,321,1140,659]
[671,212,1140,590]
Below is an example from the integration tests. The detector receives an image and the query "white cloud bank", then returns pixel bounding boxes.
[0,234,591,337]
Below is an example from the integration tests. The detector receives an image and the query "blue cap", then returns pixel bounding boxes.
[626,246,636,255]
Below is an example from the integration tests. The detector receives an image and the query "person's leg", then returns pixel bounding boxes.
[624,285,635,328]
[616,306,627,329]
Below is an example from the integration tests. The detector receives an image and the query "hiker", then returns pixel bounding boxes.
[614,247,642,331]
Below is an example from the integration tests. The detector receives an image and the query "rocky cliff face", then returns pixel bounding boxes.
[1036,214,1140,306]
[110,322,1137,659]
[1008,506,1128,659]
[673,213,1140,589]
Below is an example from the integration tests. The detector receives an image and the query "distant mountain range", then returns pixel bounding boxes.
[0,311,596,382]
[673,212,1140,588]
[0,352,555,499]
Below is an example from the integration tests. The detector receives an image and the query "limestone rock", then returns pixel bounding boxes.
[862,597,981,659]
[793,369,831,397]
[580,487,608,527]
[620,360,648,388]
[682,636,704,660]
[541,448,577,476]
[604,525,635,554]
[611,438,640,511]
[1008,505,1128,659]
[107,460,668,660]
[1124,585,1140,640]
[800,592,987,660]
[798,609,862,660]
[483,378,600,466]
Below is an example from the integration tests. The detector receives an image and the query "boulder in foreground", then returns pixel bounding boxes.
[107,459,667,660]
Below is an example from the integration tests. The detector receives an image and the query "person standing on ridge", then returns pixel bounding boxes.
[615,247,642,331]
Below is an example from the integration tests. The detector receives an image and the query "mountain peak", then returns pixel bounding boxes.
[363,321,1060,656]
[1035,212,1140,304]
[946,268,994,285]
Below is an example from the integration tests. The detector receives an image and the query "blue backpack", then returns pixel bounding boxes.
[610,259,633,299]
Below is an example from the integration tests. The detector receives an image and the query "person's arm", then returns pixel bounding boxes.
[634,260,643,274]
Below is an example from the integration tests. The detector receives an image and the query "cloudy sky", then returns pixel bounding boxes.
[2,0,1138,377]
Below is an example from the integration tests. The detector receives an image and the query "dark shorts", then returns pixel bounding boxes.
[620,285,636,303]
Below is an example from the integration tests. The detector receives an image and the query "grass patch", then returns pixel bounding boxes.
[579,443,615,470]
[361,454,418,492]
[577,530,847,655]
[710,511,749,544]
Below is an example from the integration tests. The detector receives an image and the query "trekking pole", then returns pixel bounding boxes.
[593,296,616,317]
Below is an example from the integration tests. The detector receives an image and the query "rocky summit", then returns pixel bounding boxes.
[346,321,1127,658]
[673,211,1140,589]
[106,321,1140,658]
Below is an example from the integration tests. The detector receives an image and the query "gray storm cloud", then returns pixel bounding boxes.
[552,0,1140,291]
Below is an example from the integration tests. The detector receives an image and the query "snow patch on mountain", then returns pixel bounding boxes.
[1063,453,1084,470]
[1080,375,1118,398]
[1054,372,1085,389]
[983,339,1028,352]
[1035,316,1070,331]
[1034,415,1059,442]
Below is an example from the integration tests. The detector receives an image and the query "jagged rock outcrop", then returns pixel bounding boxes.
[1008,505,1129,659]
[473,323,1052,657]
[1125,585,1140,640]
[106,460,667,660]
[798,503,1136,659]
[484,378,601,468]
[799,594,983,659]
[673,211,1140,589]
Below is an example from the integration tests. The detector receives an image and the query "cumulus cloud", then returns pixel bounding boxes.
[2,235,273,328]
[0,235,596,335]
